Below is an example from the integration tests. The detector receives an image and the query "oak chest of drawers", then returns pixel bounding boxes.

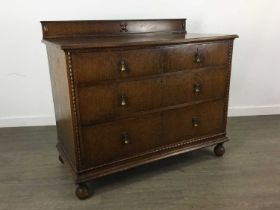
[41,19,238,199]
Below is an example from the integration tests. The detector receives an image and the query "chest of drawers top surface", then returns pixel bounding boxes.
[42,19,238,199]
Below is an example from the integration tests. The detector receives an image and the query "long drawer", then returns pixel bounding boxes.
[78,68,227,124]
[80,100,225,168]
[72,41,228,83]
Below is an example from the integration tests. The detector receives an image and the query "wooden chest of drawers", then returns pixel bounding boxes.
[41,19,238,199]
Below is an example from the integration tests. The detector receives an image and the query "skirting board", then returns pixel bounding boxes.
[0,115,55,128]
[0,105,279,127]
[228,105,280,117]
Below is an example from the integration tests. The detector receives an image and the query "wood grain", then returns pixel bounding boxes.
[41,19,186,39]
[72,48,163,83]
[42,19,238,199]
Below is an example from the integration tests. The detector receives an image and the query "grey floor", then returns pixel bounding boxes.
[0,115,279,210]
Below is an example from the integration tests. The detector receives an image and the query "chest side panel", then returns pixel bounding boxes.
[46,45,77,170]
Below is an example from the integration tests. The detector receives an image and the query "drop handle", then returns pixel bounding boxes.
[192,117,199,128]
[193,83,201,93]
[120,94,127,106]
[195,48,202,63]
[122,132,129,145]
[120,60,127,72]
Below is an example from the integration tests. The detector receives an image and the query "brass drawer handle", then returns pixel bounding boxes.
[120,22,128,32]
[122,132,129,144]
[120,60,127,72]
[192,117,199,127]
[193,83,201,93]
[195,48,202,63]
[120,94,127,106]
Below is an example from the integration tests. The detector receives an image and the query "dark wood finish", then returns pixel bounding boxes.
[78,77,162,123]
[77,68,227,124]
[71,41,227,84]
[72,48,162,83]
[41,19,186,39]
[214,143,225,157]
[162,100,225,145]
[46,45,77,170]
[75,183,91,200]
[162,67,227,106]
[42,33,237,50]
[41,19,238,199]
[164,41,228,71]
[81,113,161,168]
[72,135,229,183]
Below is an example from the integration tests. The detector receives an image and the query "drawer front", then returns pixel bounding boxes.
[72,48,162,83]
[72,41,229,84]
[164,41,228,72]
[78,78,162,124]
[81,113,161,167]
[78,68,226,124]
[81,100,225,168]
[163,68,226,106]
[162,100,225,145]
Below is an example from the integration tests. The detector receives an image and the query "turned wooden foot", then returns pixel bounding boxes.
[58,155,64,164]
[214,143,225,157]
[75,183,91,200]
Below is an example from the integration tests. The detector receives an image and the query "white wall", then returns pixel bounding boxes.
[0,0,280,127]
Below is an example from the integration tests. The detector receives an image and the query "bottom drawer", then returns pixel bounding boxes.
[80,100,225,168]
[162,100,225,144]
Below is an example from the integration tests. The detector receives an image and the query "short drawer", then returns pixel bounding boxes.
[164,41,228,72]
[162,100,225,145]
[72,48,162,83]
[78,78,162,124]
[81,113,161,167]
[163,68,227,106]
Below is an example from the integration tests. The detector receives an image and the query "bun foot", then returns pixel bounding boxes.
[75,183,91,200]
[58,155,64,164]
[214,143,225,157]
